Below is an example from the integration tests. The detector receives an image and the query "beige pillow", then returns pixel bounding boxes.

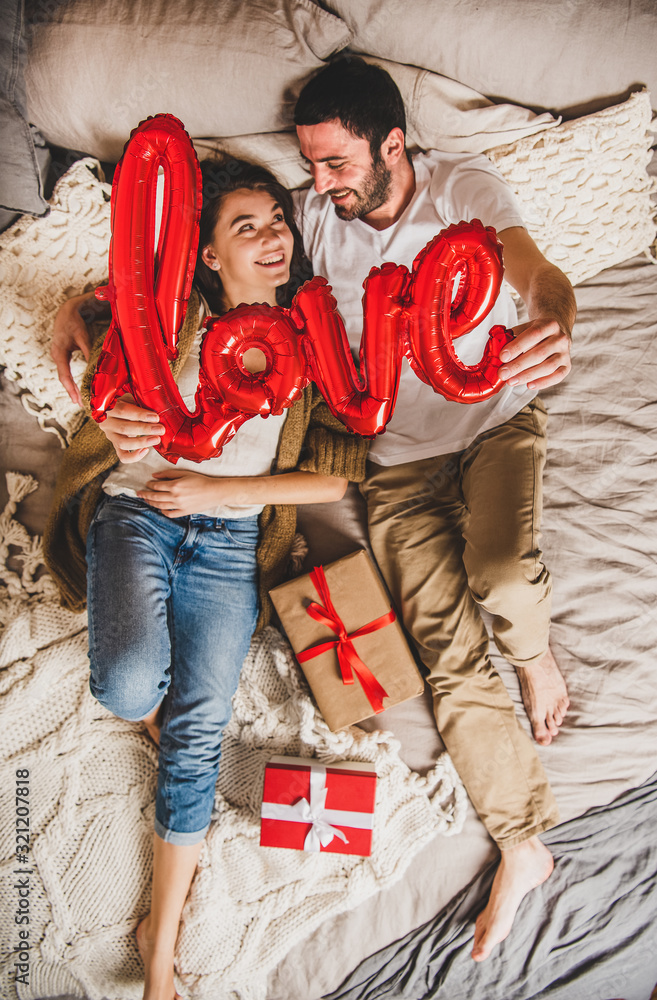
[364,57,560,154]
[326,0,657,115]
[194,58,561,190]
[193,133,312,191]
[24,0,350,162]
[487,91,657,285]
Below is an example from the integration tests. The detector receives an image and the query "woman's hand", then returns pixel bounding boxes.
[137,470,223,517]
[99,399,165,463]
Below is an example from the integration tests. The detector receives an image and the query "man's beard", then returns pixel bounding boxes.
[330,156,392,221]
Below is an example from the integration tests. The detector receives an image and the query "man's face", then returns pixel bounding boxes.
[297,120,391,221]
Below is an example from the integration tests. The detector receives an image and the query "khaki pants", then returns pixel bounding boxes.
[360,399,559,848]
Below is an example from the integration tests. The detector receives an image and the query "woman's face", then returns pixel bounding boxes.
[202,187,295,309]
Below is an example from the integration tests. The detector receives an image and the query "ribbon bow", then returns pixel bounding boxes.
[261,766,373,852]
[296,565,394,714]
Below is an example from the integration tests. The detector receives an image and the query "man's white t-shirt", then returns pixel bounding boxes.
[294,150,536,465]
[103,302,287,517]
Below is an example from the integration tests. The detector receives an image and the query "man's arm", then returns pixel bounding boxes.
[496,226,576,391]
[51,290,111,406]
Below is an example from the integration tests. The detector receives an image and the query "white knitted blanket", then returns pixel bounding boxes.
[0,473,466,1000]
[0,158,111,445]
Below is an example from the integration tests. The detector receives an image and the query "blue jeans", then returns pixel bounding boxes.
[86,494,259,845]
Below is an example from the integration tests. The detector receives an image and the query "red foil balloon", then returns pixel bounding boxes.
[92,115,308,463]
[291,219,512,434]
[201,304,308,417]
[90,112,514,454]
[291,264,409,437]
[405,219,514,402]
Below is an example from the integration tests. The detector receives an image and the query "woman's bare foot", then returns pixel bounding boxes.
[136,914,182,1000]
[472,837,554,961]
[516,646,569,745]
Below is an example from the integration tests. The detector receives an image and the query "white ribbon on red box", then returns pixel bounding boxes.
[261,764,374,852]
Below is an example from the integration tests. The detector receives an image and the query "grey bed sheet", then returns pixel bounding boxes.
[323,771,657,1000]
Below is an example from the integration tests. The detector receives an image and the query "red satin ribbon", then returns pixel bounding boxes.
[296,565,394,714]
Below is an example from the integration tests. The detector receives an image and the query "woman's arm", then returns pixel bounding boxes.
[137,468,347,517]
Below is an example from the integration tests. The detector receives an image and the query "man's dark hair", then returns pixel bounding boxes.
[294,56,406,159]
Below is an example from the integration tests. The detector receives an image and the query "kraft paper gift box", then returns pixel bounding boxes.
[260,755,377,856]
[269,549,424,730]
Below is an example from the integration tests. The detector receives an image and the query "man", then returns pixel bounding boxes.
[291,57,575,962]
[52,57,575,963]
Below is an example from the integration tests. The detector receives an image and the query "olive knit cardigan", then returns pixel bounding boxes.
[43,289,369,630]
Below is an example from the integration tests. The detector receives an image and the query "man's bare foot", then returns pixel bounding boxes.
[142,702,164,747]
[516,646,569,745]
[136,914,182,1000]
[472,837,554,961]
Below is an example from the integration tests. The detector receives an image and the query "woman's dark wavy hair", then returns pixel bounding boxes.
[194,157,312,315]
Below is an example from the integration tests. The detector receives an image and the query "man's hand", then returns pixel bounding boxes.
[498,317,572,391]
[99,399,165,463]
[51,292,109,406]
[137,470,222,517]
[497,227,576,393]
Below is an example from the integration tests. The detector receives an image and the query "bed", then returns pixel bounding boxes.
[1,2,657,999]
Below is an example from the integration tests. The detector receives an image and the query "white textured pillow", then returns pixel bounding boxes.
[487,91,657,285]
[24,0,350,162]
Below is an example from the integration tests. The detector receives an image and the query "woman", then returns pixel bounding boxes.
[45,159,368,1000]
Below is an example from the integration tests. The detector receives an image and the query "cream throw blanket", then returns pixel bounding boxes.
[0,473,466,1000]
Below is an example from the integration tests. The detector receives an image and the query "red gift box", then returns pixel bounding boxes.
[260,755,377,856]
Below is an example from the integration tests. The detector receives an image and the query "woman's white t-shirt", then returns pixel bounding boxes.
[294,150,535,465]
[103,303,288,518]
